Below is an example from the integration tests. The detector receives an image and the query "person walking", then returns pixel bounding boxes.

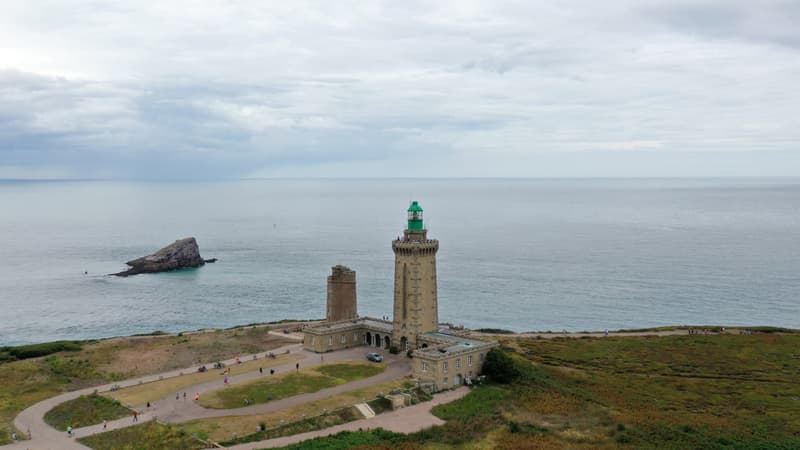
[224,375,229,386]
[176,393,179,400]
[194,392,199,401]
[67,425,73,437]
[103,419,107,430]
[259,367,263,374]
[133,411,138,422]
[183,392,187,401]
[296,362,299,372]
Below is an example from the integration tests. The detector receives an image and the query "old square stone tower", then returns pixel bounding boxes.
[392,201,439,350]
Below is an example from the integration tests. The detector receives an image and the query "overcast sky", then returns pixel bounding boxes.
[1,1,798,179]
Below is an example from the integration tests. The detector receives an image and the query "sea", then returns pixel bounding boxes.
[1,178,798,346]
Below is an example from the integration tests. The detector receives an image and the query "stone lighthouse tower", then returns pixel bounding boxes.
[392,201,439,350]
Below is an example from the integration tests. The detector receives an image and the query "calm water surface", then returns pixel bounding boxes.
[1,178,798,345]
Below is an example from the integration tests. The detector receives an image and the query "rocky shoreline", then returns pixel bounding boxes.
[113,237,215,277]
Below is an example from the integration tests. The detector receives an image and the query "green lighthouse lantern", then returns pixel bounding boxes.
[407,201,424,230]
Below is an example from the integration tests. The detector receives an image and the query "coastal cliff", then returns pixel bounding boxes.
[114,237,212,276]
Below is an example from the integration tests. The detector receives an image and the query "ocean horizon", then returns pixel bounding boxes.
[2,177,799,346]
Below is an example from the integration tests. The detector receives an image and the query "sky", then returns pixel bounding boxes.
[1,0,799,180]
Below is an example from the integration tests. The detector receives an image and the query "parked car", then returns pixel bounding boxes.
[366,352,383,362]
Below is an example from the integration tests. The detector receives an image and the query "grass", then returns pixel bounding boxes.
[79,420,205,450]
[199,361,386,409]
[44,394,130,431]
[176,378,409,442]
[315,362,385,381]
[268,428,406,450]
[274,333,800,449]
[0,325,293,443]
[219,406,362,446]
[106,353,301,407]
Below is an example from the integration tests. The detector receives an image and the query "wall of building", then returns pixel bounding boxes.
[326,265,357,322]
[303,322,395,353]
[413,346,495,392]
[304,328,366,353]
[392,236,439,349]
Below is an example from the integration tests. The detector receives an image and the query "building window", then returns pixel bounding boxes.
[422,361,428,372]
[328,336,332,346]
[455,358,461,369]
[443,377,448,386]
[468,355,473,367]
[442,361,448,373]
[341,335,346,344]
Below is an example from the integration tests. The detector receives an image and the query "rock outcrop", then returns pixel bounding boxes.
[114,237,212,276]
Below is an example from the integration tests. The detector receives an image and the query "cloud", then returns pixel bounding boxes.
[0,1,798,179]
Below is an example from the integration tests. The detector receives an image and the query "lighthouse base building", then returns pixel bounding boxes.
[303,202,497,392]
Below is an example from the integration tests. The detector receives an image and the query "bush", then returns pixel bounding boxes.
[6,341,82,360]
[388,345,399,354]
[482,348,518,383]
[474,328,516,334]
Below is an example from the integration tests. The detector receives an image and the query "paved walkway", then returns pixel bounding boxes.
[228,387,469,450]
[5,344,411,450]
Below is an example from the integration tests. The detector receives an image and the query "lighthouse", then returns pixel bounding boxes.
[392,201,439,350]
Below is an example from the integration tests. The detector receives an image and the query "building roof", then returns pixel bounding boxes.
[303,317,393,334]
[413,331,497,359]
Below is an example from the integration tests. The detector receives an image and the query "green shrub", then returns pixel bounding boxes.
[388,345,399,354]
[6,341,82,360]
[482,348,518,383]
[367,396,393,415]
[475,328,516,334]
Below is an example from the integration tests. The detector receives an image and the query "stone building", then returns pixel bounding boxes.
[302,201,497,390]
[326,265,357,322]
[392,201,439,350]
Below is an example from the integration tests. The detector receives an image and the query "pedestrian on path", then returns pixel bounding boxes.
[183,392,187,401]
[259,367,263,374]
[103,419,107,430]
[133,411,138,422]
[176,393,179,400]
[224,375,229,385]
[146,401,150,408]
[67,425,73,437]
[270,368,274,375]
[194,392,199,401]
[296,362,299,372]
[321,355,324,362]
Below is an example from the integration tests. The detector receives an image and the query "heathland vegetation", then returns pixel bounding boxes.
[271,331,800,449]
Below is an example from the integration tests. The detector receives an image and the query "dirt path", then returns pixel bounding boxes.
[227,387,469,450]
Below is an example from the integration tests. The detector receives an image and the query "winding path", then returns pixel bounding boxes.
[6,345,414,450]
